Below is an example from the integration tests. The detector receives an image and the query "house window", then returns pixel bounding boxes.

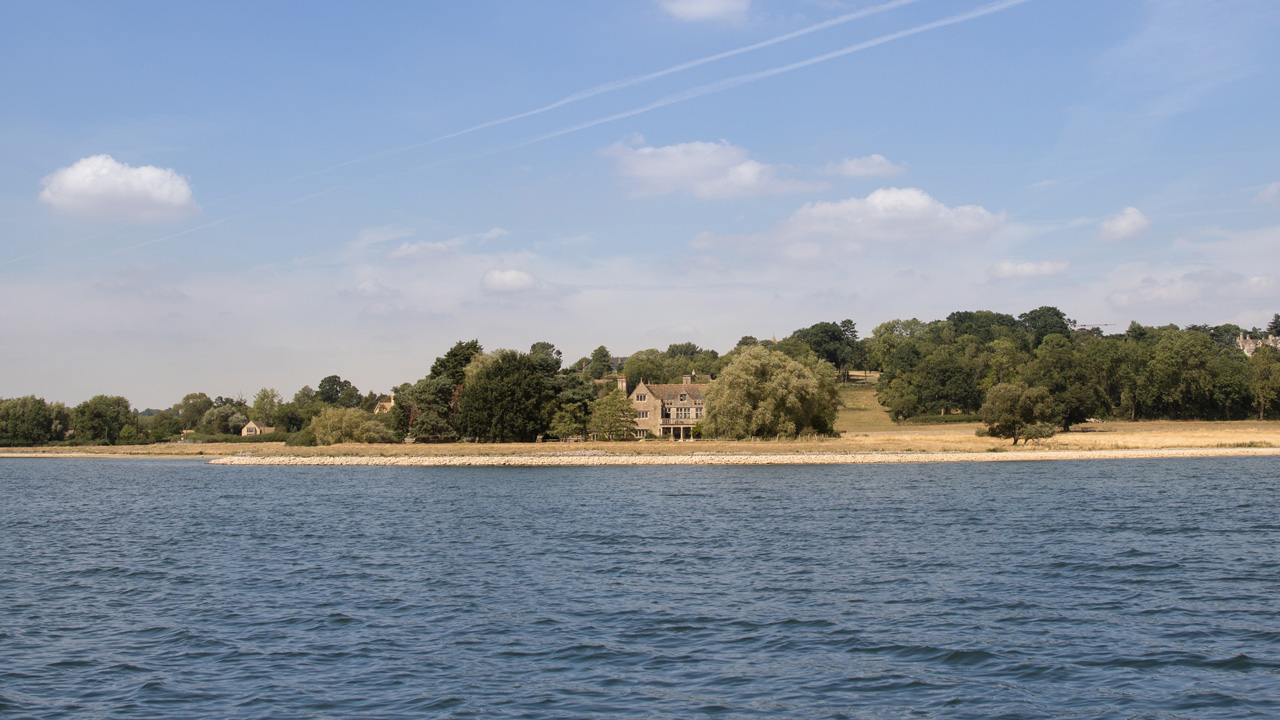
[676,407,690,419]
[695,407,703,419]
[679,393,687,402]
[637,410,648,419]
[636,394,647,401]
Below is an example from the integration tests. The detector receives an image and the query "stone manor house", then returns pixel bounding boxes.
[618,374,709,440]
[1237,333,1280,357]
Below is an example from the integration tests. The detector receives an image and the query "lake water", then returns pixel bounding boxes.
[2,457,1278,719]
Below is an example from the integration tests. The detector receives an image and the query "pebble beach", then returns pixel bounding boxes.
[207,446,1280,467]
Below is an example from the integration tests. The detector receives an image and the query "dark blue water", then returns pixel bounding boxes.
[2,458,1278,719]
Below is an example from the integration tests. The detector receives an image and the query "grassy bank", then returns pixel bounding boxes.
[3,418,1278,460]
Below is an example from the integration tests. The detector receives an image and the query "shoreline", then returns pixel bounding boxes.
[5,445,1248,466]
[205,447,1280,466]
[4,419,1278,466]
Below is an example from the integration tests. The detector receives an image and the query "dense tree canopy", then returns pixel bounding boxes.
[0,396,68,446]
[71,395,133,445]
[455,349,552,442]
[868,310,1272,424]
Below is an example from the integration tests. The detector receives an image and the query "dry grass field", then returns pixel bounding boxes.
[6,379,1278,461]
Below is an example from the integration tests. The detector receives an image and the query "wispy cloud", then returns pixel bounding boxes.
[601,138,821,199]
[823,154,906,177]
[658,0,749,23]
[483,268,537,292]
[1106,268,1276,311]
[989,260,1069,279]
[1098,206,1150,242]
[1254,182,1280,206]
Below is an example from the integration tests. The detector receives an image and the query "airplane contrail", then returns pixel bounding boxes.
[257,0,1034,231]
[290,0,923,181]
[519,0,1033,147]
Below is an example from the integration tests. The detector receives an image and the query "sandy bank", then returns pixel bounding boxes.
[206,446,1280,467]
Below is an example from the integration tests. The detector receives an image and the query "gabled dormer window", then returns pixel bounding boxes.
[637,393,647,401]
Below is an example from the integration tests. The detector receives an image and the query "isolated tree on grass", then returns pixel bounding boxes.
[978,382,1058,445]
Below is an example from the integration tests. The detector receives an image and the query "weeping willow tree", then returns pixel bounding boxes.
[702,345,838,439]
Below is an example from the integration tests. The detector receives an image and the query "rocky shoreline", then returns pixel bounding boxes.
[207,446,1280,467]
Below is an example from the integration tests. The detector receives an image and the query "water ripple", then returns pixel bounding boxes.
[1,457,1278,718]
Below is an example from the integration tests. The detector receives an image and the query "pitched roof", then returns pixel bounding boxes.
[637,382,708,403]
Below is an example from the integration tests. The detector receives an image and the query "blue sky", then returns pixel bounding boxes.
[3,0,1279,408]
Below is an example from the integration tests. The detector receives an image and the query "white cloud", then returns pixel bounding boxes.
[385,227,507,259]
[353,278,399,298]
[1098,206,1150,242]
[779,187,1005,245]
[388,241,450,259]
[39,154,200,223]
[658,0,749,23]
[471,228,511,243]
[1254,182,1280,206]
[1107,268,1276,310]
[482,268,536,293]
[823,154,905,177]
[601,139,820,199]
[990,260,1070,279]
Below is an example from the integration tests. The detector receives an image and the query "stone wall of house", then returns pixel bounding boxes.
[1237,333,1280,357]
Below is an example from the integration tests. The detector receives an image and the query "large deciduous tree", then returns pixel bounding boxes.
[702,345,838,439]
[1249,346,1280,420]
[71,395,134,445]
[978,383,1057,445]
[0,396,58,446]
[308,407,394,445]
[587,389,636,441]
[455,349,550,442]
[317,375,359,407]
[1018,306,1073,348]
[174,392,213,430]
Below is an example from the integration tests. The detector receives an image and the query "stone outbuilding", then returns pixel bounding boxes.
[241,420,275,437]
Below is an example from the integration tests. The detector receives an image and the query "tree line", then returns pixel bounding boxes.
[2,311,1277,447]
[870,308,1280,432]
